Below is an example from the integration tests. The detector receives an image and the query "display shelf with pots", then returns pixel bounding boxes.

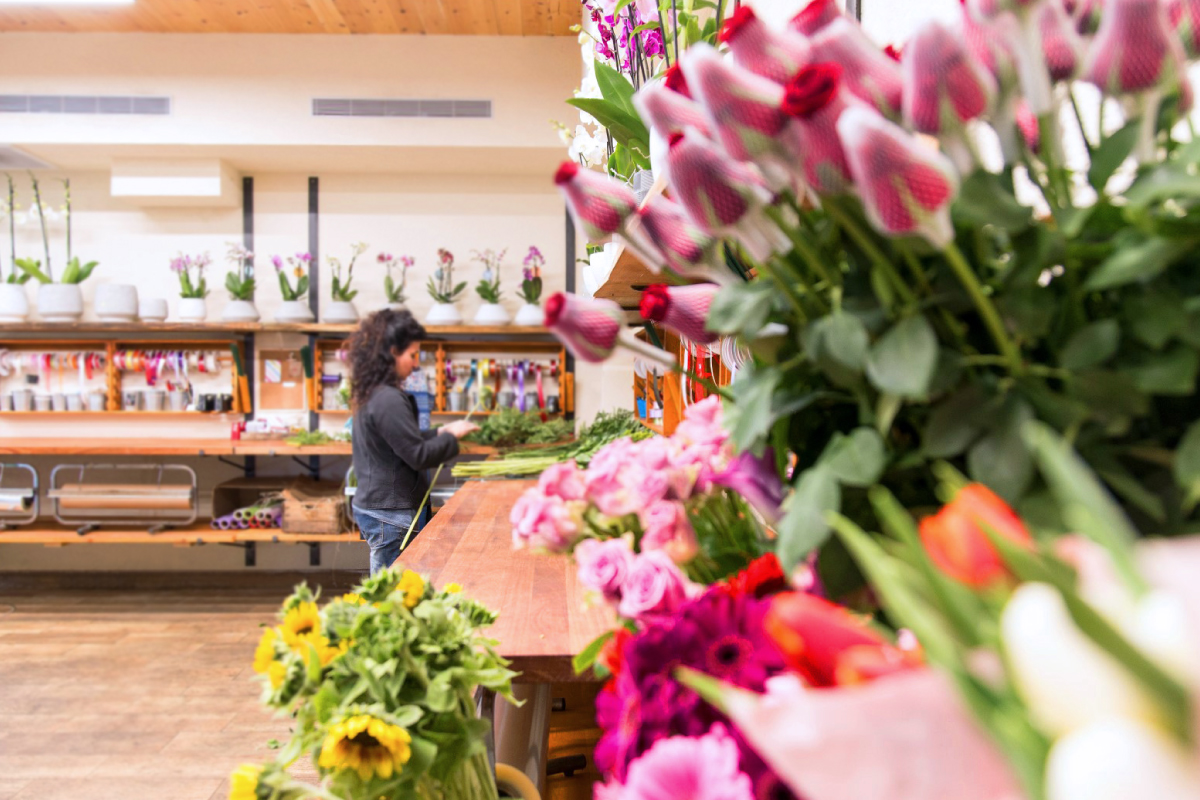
[0,321,553,336]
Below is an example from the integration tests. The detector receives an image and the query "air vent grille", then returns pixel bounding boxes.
[0,95,171,115]
[312,98,491,119]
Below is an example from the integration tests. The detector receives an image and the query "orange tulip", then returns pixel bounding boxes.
[918,484,1033,588]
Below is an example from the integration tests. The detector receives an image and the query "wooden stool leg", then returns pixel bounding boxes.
[494,683,553,800]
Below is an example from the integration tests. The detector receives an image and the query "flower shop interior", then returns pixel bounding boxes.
[7,0,1200,799]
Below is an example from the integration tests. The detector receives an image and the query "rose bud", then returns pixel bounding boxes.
[1169,0,1200,58]
[836,105,960,246]
[902,18,998,135]
[809,17,904,117]
[1040,0,1084,82]
[623,195,734,286]
[1083,0,1183,95]
[791,0,841,36]
[781,61,860,194]
[634,78,714,183]
[663,62,692,97]
[917,483,1033,588]
[720,5,812,84]
[639,283,720,346]
[555,161,638,244]
[961,0,1020,89]
[1070,0,1104,34]
[545,291,677,366]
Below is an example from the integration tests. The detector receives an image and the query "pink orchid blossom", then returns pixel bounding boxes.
[666,131,790,263]
[1170,0,1200,56]
[720,5,812,85]
[902,19,997,136]
[555,161,638,244]
[613,725,755,800]
[617,549,697,622]
[510,489,584,552]
[809,17,904,117]
[639,500,700,563]
[837,105,960,247]
[781,62,861,195]
[622,196,733,287]
[537,460,587,501]
[545,292,676,367]
[575,536,636,602]
[791,0,842,36]
[711,448,786,524]
[1084,0,1183,94]
[639,283,720,346]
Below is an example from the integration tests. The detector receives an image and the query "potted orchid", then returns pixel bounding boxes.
[324,242,367,324]
[378,252,412,311]
[471,248,509,325]
[514,246,545,326]
[274,252,314,323]
[0,174,31,324]
[16,176,98,323]
[425,247,466,325]
[221,241,259,322]
[168,251,210,323]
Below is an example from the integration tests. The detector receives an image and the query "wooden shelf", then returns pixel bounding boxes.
[0,437,352,456]
[593,244,658,310]
[638,418,664,435]
[435,410,564,417]
[314,408,352,415]
[0,322,552,337]
[0,411,245,418]
[0,520,362,545]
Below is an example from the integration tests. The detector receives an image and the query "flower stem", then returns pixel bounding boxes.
[758,257,811,320]
[823,200,918,309]
[763,205,837,287]
[942,242,1022,371]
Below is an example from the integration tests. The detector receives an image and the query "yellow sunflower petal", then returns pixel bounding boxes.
[445,583,462,594]
[252,628,278,674]
[228,764,262,800]
[397,570,425,609]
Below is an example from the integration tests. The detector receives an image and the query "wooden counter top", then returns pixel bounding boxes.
[396,479,612,683]
[0,437,354,457]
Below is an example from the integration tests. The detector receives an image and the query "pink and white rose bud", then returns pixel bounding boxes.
[666,130,790,262]
[639,283,720,346]
[545,292,676,367]
[510,489,584,552]
[902,19,997,135]
[617,549,696,621]
[836,105,960,247]
[1083,0,1183,94]
[961,1,1020,89]
[623,196,733,286]
[720,5,812,84]
[781,62,860,194]
[638,500,700,563]
[555,161,638,244]
[809,17,905,117]
[791,0,842,36]
[634,78,713,182]
[574,536,636,602]
[1040,0,1084,82]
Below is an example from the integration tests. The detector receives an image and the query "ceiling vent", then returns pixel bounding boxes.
[312,98,491,119]
[0,95,171,115]
[0,145,53,169]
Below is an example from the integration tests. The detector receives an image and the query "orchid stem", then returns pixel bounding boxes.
[942,242,1022,372]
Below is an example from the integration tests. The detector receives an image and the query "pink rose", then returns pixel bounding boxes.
[538,460,587,501]
[673,396,730,451]
[510,489,583,552]
[575,537,635,601]
[639,500,699,563]
[587,439,671,517]
[618,550,695,622]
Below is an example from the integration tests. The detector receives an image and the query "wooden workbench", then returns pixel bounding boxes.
[396,479,612,683]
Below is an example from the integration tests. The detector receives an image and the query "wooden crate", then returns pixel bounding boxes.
[281,479,350,534]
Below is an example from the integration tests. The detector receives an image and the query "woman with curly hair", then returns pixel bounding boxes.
[346,309,478,573]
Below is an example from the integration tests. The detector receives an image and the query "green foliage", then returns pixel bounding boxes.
[474,278,501,304]
[331,274,358,303]
[279,271,309,302]
[226,271,255,301]
[462,408,573,448]
[427,277,467,305]
[13,257,48,284]
[58,256,98,285]
[518,276,543,304]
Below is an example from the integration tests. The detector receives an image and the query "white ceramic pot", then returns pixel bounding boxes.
[94,284,139,323]
[323,301,359,324]
[138,297,168,322]
[178,297,208,322]
[425,302,462,326]
[37,283,83,323]
[275,300,315,324]
[514,302,544,327]
[473,302,511,326]
[221,299,261,322]
[0,283,29,323]
[384,303,407,313]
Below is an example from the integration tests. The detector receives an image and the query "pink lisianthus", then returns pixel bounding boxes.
[639,500,700,563]
[510,488,584,552]
[961,1,1020,89]
[575,536,636,602]
[618,549,697,622]
[555,161,638,244]
[809,17,904,117]
[781,61,864,195]
[1084,0,1184,94]
[608,725,755,800]
[837,105,960,247]
[791,0,841,36]
[667,131,788,263]
[711,448,786,525]
[720,5,812,85]
[902,19,997,136]
[622,196,732,287]
[639,284,720,346]
[537,460,587,501]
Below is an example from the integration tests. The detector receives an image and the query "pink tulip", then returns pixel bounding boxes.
[545,292,676,366]
[809,17,904,117]
[623,195,733,286]
[720,5,812,84]
[1170,0,1200,57]
[639,283,720,346]
[902,19,997,135]
[837,105,960,246]
[1016,99,1041,152]
[555,161,638,244]
[781,62,860,194]
[1084,0,1182,94]
[1040,0,1084,82]
[666,131,789,262]
[634,79,714,141]
[791,0,841,36]
[575,536,636,602]
[639,500,700,563]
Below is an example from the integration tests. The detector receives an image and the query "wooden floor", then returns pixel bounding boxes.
[0,579,599,800]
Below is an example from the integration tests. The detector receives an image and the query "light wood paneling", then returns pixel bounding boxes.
[0,0,577,34]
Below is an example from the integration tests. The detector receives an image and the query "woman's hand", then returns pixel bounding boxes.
[441,421,481,439]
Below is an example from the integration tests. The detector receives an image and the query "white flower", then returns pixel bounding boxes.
[1046,718,1200,800]
[568,125,607,168]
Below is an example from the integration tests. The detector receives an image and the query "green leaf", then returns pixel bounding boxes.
[922,385,988,458]
[572,630,615,676]
[1088,118,1141,191]
[706,280,774,337]
[13,258,50,284]
[566,98,650,152]
[1125,164,1200,209]
[1084,237,1193,291]
[805,312,869,388]
[820,427,886,487]
[1124,291,1186,349]
[278,271,291,300]
[967,398,1034,502]
[953,171,1031,231]
[776,466,840,571]
[866,315,938,398]
[593,60,638,116]
[1174,419,1200,508]
[725,367,779,452]
[1128,345,1199,395]
[1059,319,1120,370]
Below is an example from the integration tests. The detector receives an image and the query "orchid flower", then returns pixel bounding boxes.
[555,161,638,244]
[639,283,720,346]
[544,291,675,366]
[720,5,812,85]
[809,17,905,118]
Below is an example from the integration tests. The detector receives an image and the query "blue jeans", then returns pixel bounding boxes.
[354,506,426,575]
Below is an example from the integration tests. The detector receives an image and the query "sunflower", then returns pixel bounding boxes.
[318,714,412,781]
[341,593,366,606]
[252,628,279,674]
[267,660,288,690]
[280,601,321,650]
[228,763,262,800]
[397,570,425,609]
[444,583,462,594]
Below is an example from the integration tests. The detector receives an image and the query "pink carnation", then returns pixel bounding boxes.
[618,550,696,622]
[639,500,699,563]
[617,725,754,800]
[510,489,583,552]
[537,460,587,501]
[575,537,635,602]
